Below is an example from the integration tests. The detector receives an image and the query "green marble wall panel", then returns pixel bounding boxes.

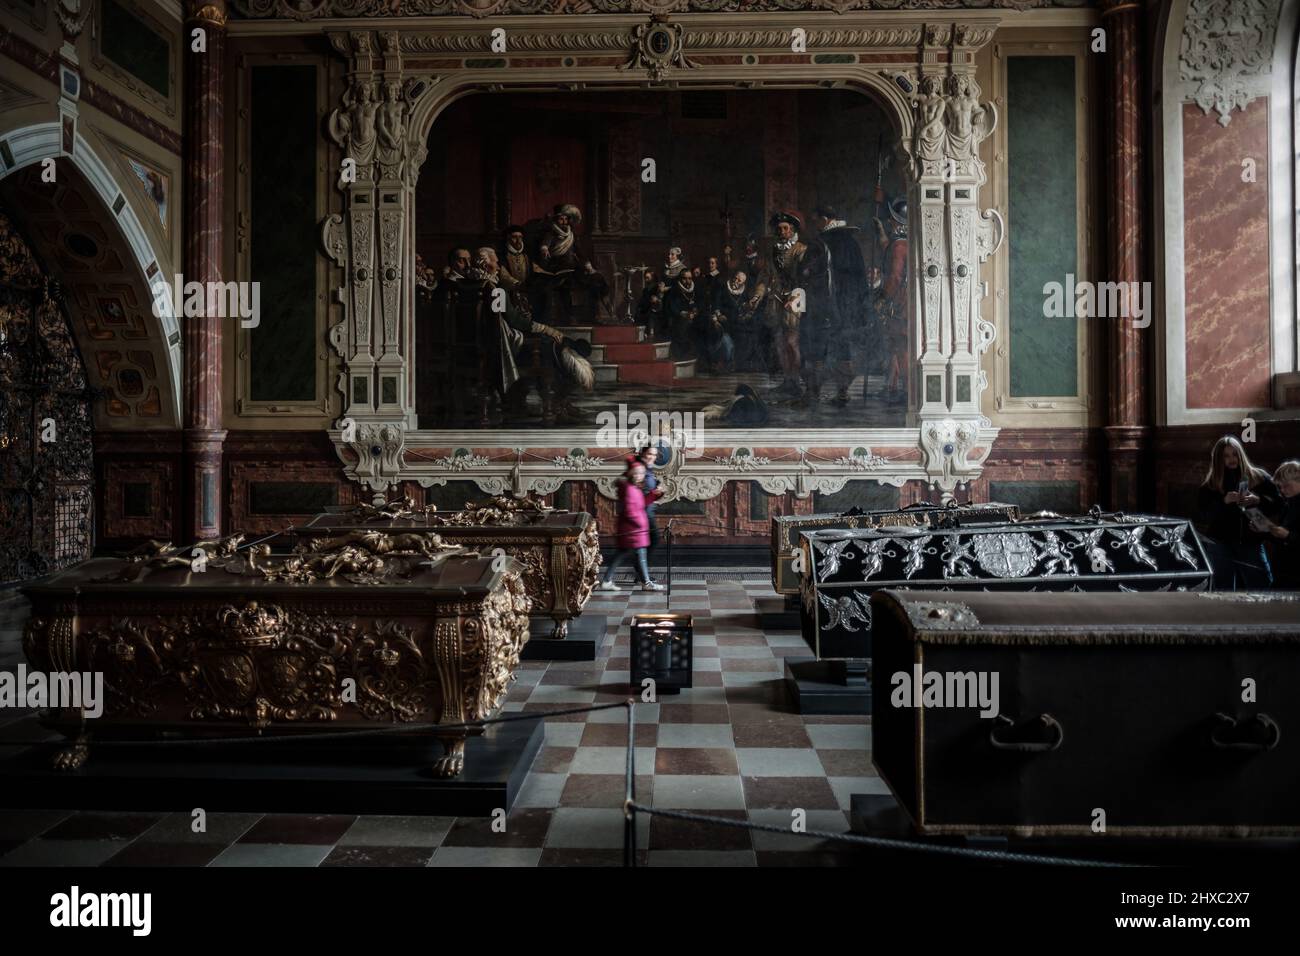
[988,480,1081,516]
[249,65,317,403]
[423,481,484,512]
[101,0,170,98]
[656,498,707,517]
[248,481,338,515]
[813,481,901,514]
[1007,56,1078,398]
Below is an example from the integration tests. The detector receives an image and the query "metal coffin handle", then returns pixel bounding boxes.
[1210,712,1281,752]
[988,713,1064,752]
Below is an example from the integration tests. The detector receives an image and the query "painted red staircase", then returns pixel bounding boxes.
[557,324,696,386]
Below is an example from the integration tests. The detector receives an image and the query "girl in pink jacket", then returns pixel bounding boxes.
[597,456,665,591]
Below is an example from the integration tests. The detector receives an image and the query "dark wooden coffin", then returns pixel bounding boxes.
[770,502,1020,594]
[800,512,1212,661]
[292,502,600,639]
[870,588,1300,836]
[20,549,531,778]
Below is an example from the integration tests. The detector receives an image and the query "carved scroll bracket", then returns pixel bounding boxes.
[340,421,409,493]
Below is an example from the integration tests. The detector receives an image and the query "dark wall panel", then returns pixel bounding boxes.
[249,64,317,403]
[248,481,338,516]
[102,0,170,98]
[813,481,901,513]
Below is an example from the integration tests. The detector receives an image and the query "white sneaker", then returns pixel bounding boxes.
[641,581,665,591]
[596,580,620,592]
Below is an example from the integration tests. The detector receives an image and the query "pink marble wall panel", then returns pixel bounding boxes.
[1182,100,1271,409]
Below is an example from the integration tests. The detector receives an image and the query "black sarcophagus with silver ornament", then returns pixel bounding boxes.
[770,501,1021,595]
[798,512,1213,663]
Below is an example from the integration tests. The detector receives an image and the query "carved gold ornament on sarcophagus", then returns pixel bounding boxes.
[21,532,532,778]
[292,494,602,639]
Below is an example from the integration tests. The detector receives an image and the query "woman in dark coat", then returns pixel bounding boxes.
[1267,460,1300,589]
[1197,436,1282,589]
[596,456,665,592]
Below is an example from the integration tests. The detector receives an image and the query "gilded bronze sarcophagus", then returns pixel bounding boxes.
[291,495,600,639]
[21,533,531,778]
[799,512,1213,662]
[771,502,1020,595]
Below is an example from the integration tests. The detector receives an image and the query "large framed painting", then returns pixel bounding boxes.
[315,19,1004,500]
[413,90,911,434]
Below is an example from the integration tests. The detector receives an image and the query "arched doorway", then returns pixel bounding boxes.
[0,208,94,584]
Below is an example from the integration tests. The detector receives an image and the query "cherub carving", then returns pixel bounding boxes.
[817,591,873,634]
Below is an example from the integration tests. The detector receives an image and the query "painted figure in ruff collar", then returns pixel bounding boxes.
[500,224,532,292]
[766,211,837,406]
[664,269,702,361]
[662,246,688,280]
[713,269,761,371]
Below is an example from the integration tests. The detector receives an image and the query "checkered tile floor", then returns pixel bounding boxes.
[0,580,886,867]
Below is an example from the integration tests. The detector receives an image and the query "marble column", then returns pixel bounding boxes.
[182,0,228,541]
[1101,0,1150,511]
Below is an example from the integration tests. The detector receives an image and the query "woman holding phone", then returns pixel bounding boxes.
[1197,436,1282,589]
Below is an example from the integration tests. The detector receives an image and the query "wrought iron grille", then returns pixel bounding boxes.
[0,208,94,585]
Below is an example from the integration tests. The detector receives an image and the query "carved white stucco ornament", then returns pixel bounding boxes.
[1179,0,1283,126]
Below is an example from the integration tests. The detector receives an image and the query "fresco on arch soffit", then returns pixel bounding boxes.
[231,0,1093,21]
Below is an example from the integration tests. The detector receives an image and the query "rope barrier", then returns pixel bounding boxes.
[7,696,1135,867]
[624,804,1136,868]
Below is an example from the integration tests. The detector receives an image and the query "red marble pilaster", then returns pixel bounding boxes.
[1181,100,1272,410]
[1101,0,1149,510]
[183,0,227,541]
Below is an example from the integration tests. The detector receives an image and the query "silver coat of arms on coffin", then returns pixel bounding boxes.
[973,532,1037,579]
